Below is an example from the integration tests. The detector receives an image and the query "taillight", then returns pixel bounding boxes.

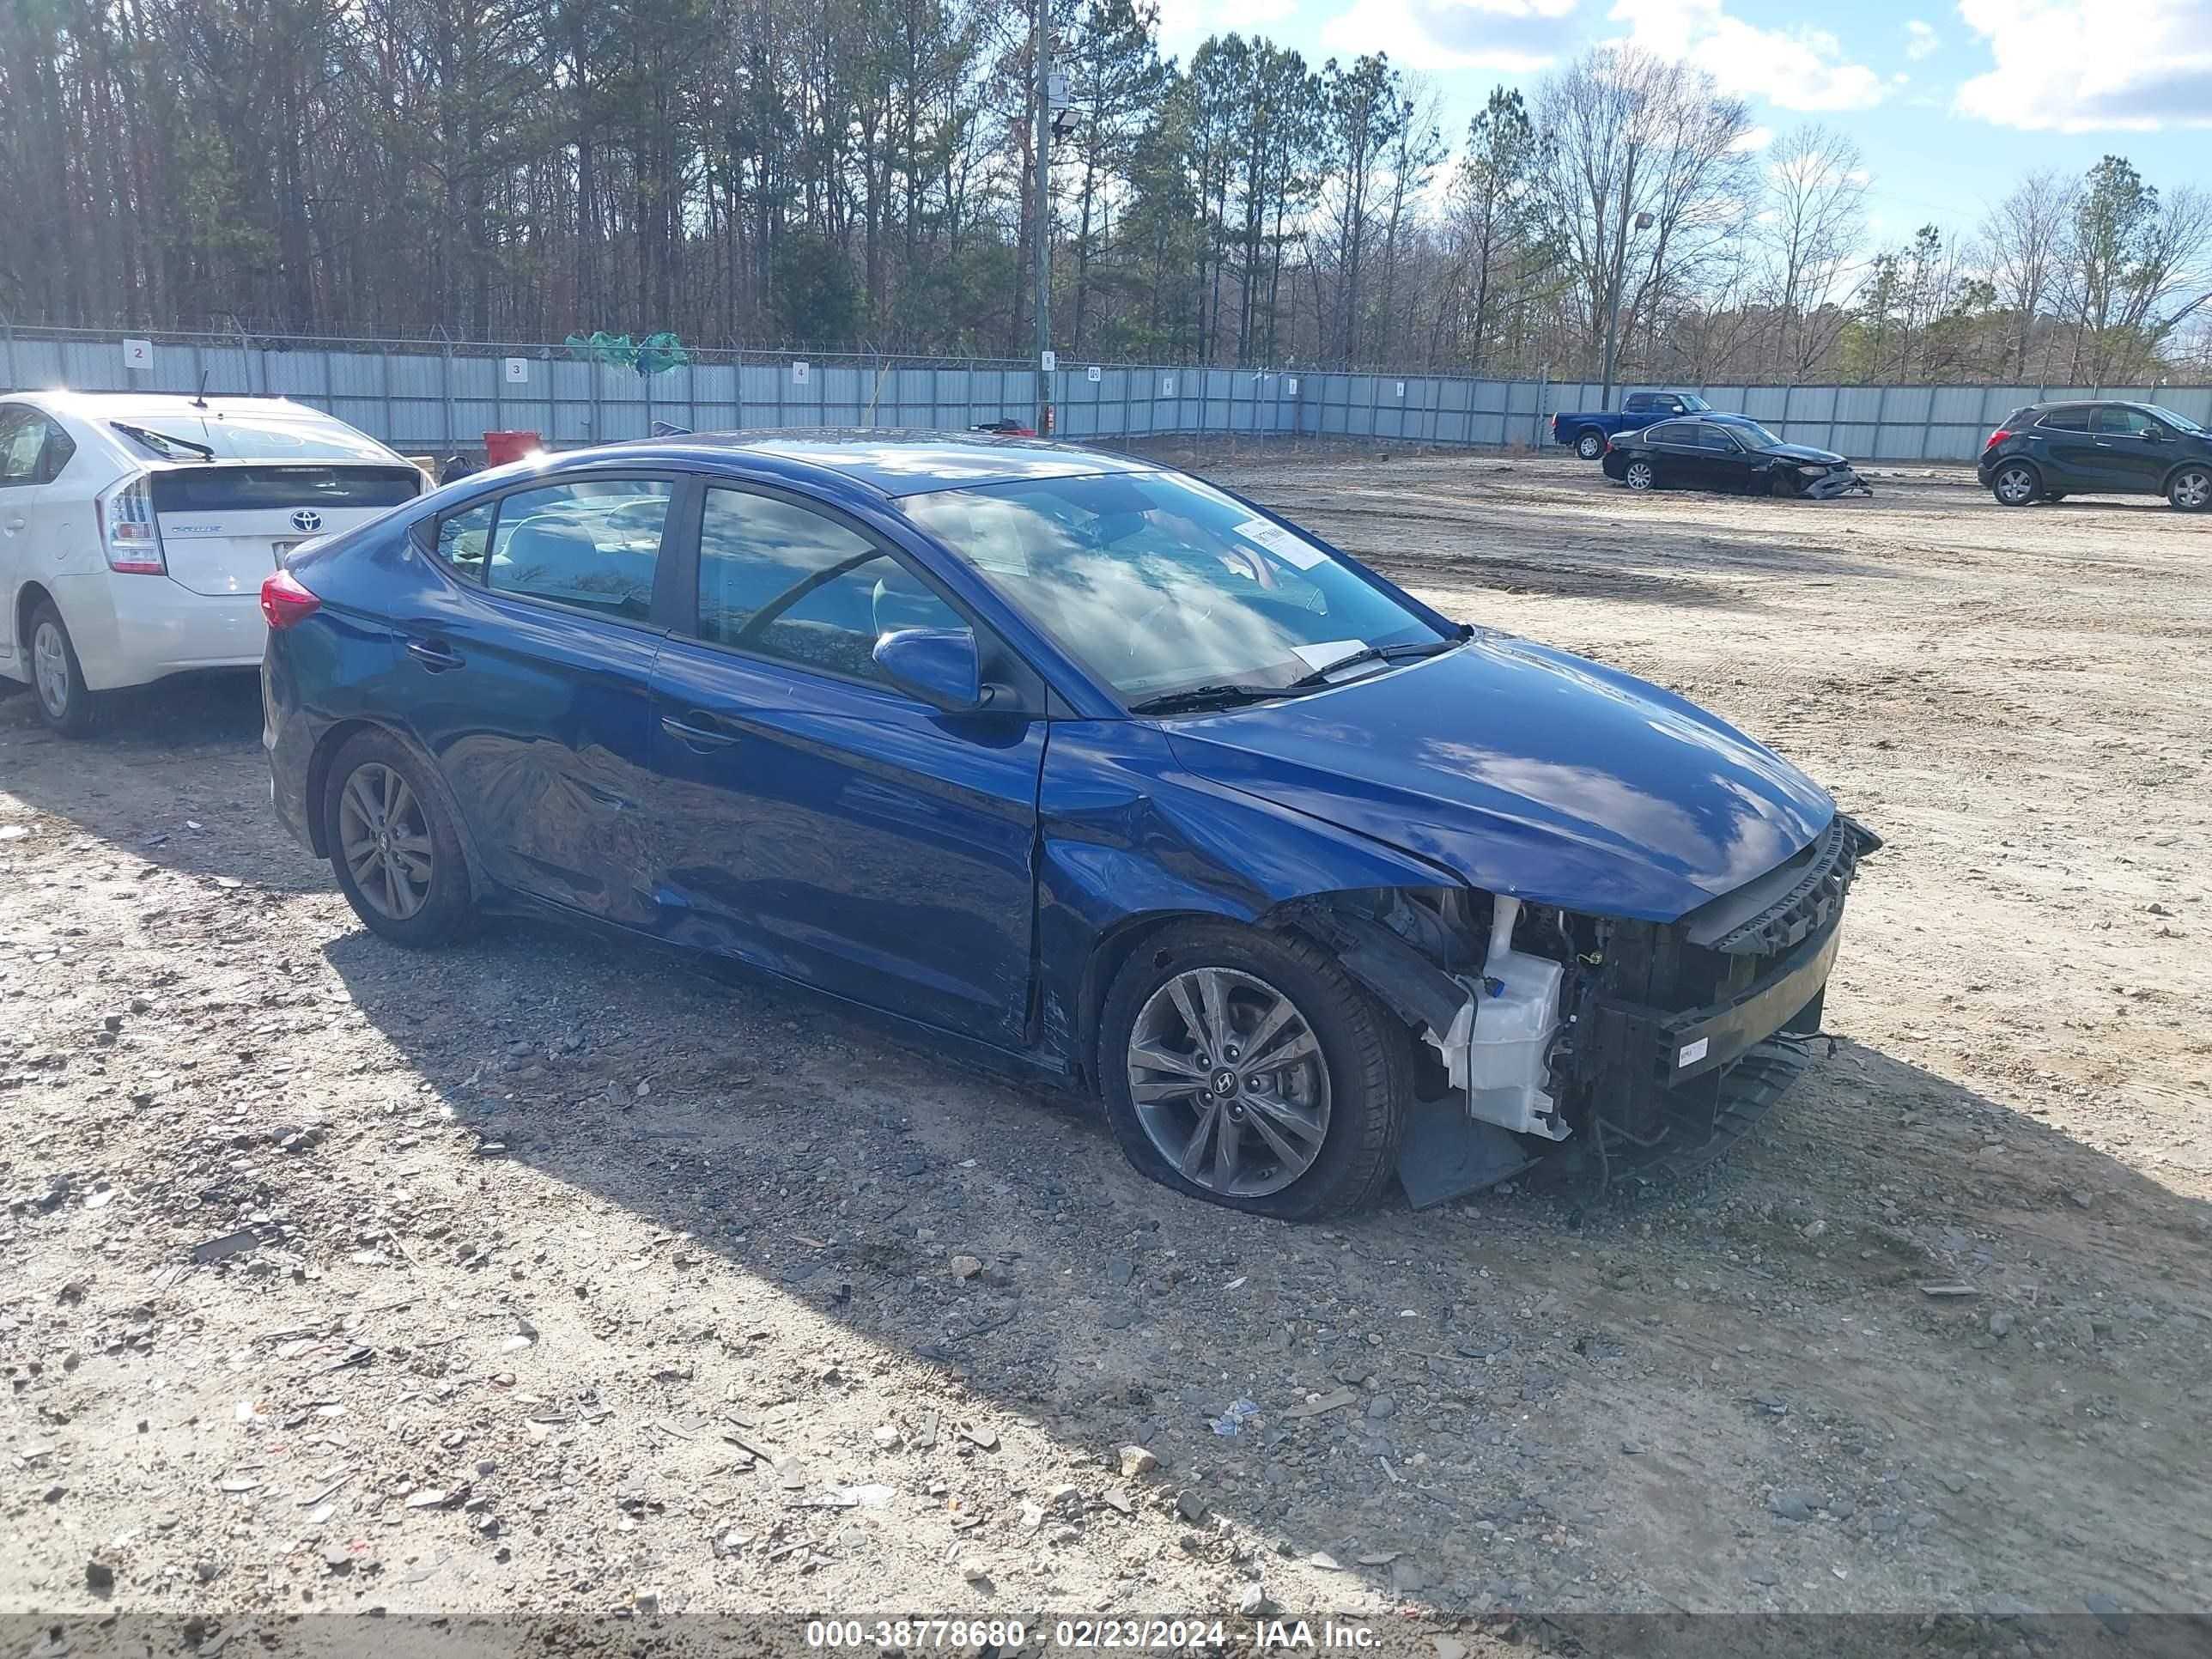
[260,568,321,630]
[1984,428,2011,448]
[98,473,165,574]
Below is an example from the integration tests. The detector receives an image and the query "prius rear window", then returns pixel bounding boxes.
[150,465,422,514]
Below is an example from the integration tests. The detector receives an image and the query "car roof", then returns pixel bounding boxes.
[15,391,345,424]
[580,428,1158,499]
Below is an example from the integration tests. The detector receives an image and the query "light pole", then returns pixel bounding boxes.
[1599,208,1653,405]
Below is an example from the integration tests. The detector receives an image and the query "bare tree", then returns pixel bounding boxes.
[1978,168,2074,380]
[1534,44,1757,392]
[1759,124,1868,380]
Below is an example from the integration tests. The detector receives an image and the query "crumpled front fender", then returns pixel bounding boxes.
[1033,719,1458,1073]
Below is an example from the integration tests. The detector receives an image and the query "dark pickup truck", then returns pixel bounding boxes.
[1553,392,1717,459]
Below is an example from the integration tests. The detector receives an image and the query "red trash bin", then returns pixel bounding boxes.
[483,429,544,465]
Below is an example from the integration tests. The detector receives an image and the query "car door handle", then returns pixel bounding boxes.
[2,516,23,536]
[661,715,740,751]
[406,639,465,672]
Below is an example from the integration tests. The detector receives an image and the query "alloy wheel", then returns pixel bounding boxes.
[1995,465,2038,506]
[1625,461,1654,490]
[2174,468,2210,511]
[337,763,435,921]
[32,622,70,717]
[1126,968,1331,1198]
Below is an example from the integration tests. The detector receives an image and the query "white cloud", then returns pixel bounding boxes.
[1954,0,2212,132]
[1316,0,1581,71]
[1904,19,1939,61]
[1607,0,1889,111]
[1153,0,1300,58]
[1729,124,1774,152]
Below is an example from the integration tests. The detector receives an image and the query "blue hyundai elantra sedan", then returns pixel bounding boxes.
[262,432,1876,1218]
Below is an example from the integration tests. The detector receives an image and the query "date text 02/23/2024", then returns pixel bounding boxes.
[804,1619,1382,1650]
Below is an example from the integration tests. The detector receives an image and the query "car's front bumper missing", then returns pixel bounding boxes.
[1800,467,1872,499]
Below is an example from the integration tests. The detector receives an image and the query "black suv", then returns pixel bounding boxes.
[1978,400,2211,511]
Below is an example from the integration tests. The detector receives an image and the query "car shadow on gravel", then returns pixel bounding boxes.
[0,673,330,893]
[317,909,2212,1617]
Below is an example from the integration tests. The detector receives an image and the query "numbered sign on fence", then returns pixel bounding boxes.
[1087,365,1102,383]
[504,357,528,384]
[122,338,153,371]
[791,361,811,386]
[1161,375,1176,398]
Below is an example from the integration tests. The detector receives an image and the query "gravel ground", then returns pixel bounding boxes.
[3,448,2209,1650]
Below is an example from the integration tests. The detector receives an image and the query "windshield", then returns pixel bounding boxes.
[903,470,1450,707]
[1680,394,1712,412]
[2143,404,2204,434]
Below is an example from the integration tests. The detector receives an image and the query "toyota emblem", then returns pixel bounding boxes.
[290,508,324,533]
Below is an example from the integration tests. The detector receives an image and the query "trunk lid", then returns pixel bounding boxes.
[149,464,422,595]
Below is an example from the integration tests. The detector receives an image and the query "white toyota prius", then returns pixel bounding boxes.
[0,391,425,734]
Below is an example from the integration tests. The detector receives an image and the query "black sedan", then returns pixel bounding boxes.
[1601,416,1871,499]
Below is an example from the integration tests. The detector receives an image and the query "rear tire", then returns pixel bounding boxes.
[1098,921,1410,1219]
[27,601,100,738]
[322,730,475,946]
[2170,465,2211,513]
[1575,430,1605,460]
[1623,459,1656,492]
[1990,461,2040,507]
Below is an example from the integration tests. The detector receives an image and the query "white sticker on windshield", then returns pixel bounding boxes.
[1291,640,1367,672]
[1234,517,1327,569]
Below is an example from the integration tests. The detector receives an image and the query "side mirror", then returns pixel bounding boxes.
[872,626,982,711]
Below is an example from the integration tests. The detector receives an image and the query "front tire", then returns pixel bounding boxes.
[1623,459,1656,492]
[2170,465,2211,513]
[1575,430,1605,460]
[1099,921,1410,1219]
[323,731,474,946]
[1990,461,2040,507]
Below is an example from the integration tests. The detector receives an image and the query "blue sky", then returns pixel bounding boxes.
[1151,0,2212,246]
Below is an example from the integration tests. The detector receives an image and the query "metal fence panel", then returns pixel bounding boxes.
[9,323,2212,462]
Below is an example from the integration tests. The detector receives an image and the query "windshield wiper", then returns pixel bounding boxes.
[111,421,215,462]
[1127,684,1288,717]
[1282,636,1459,691]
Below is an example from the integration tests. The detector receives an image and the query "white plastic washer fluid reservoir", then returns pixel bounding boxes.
[1464,895,1570,1139]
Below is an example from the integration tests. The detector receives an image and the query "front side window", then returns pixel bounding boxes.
[1696,425,1742,451]
[484,479,669,619]
[694,487,963,684]
[902,469,1449,707]
[2095,405,2163,437]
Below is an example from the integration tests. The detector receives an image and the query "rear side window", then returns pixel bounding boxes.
[1625,394,1651,411]
[0,404,63,486]
[2035,408,2091,431]
[1646,422,1692,444]
[485,479,670,620]
[694,487,963,684]
[149,465,422,513]
[434,499,496,578]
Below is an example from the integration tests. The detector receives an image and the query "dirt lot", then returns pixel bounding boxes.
[3,451,2209,1647]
